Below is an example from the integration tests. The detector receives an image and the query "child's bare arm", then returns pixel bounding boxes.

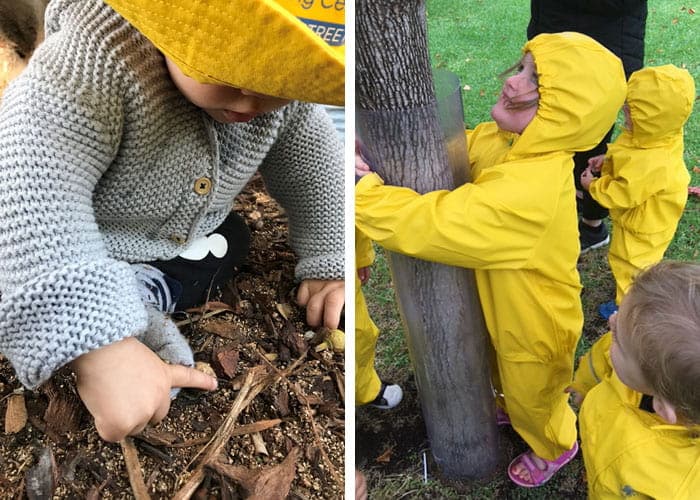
[297,279,345,329]
[72,337,217,442]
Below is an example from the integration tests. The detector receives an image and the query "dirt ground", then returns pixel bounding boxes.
[0,175,345,499]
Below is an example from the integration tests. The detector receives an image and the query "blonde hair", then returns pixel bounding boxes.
[620,261,700,424]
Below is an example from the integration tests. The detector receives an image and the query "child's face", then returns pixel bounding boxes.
[609,310,651,394]
[165,58,291,123]
[491,52,539,134]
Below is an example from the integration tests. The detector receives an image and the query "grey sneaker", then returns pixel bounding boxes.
[368,382,403,410]
[579,220,609,254]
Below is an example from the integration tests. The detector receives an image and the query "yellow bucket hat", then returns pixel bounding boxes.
[104,0,345,105]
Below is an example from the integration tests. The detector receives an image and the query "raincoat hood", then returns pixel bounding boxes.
[512,32,626,158]
[627,65,695,147]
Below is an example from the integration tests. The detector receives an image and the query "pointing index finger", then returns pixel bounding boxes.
[168,364,218,391]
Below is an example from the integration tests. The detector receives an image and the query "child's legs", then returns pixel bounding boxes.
[148,212,251,309]
[355,277,382,404]
[608,226,672,304]
[495,331,579,460]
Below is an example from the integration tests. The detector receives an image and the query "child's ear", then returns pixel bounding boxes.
[653,396,678,424]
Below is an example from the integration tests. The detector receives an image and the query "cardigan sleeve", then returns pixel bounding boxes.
[0,58,149,388]
[258,102,344,281]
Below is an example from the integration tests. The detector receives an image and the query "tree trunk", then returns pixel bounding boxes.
[356,0,499,479]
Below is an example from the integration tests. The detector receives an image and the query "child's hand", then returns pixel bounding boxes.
[580,166,596,191]
[355,140,373,179]
[565,386,584,407]
[355,469,368,500]
[357,266,371,284]
[72,337,217,442]
[297,279,345,329]
[587,154,605,173]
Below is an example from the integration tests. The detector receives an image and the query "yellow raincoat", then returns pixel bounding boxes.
[570,332,613,398]
[355,228,382,404]
[579,363,700,498]
[355,32,626,460]
[589,65,694,303]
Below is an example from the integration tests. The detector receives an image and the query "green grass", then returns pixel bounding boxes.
[360,1,700,497]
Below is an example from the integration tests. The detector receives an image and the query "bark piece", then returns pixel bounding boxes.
[120,437,151,500]
[4,392,27,434]
[202,319,240,341]
[43,381,82,437]
[213,348,239,379]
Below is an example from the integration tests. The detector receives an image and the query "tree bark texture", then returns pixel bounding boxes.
[356,0,498,479]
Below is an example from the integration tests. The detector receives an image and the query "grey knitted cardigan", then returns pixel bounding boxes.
[0,0,344,388]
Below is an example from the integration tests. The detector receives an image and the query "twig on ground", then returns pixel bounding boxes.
[120,437,151,500]
[288,380,342,484]
[172,365,276,500]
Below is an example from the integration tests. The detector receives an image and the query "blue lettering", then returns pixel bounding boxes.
[298,18,345,46]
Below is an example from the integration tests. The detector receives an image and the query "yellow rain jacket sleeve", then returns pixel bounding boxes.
[356,32,626,460]
[588,65,694,302]
[355,228,375,270]
[355,227,381,404]
[580,374,700,499]
[571,332,613,397]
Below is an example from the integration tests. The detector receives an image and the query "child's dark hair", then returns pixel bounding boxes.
[620,261,700,424]
[498,54,540,111]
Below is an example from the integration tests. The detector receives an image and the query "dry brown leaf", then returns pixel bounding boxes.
[275,302,293,320]
[5,392,27,434]
[692,166,700,173]
[202,319,240,340]
[375,447,394,464]
[688,7,695,14]
[214,348,239,379]
[209,447,300,500]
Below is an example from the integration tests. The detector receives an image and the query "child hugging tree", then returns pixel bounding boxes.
[356,32,626,487]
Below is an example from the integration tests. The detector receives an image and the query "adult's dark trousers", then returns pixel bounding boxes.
[574,127,614,221]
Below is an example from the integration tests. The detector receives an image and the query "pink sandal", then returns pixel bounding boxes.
[507,441,579,487]
[496,406,511,426]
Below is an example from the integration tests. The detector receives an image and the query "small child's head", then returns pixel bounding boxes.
[610,261,700,425]
[491,52,540,134]
[164,58,291,123]
[500,32,625,153]
[625,65,695,145]
[104,0,345,106]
